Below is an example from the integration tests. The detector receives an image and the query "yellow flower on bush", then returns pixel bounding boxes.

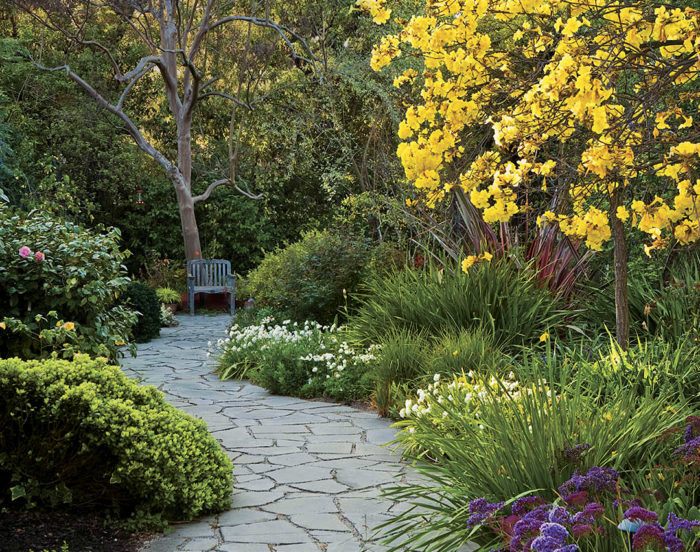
[539,332,549,342]
[63,322,75,331]
[0,322,6,330]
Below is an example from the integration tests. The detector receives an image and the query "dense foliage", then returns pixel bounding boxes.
[124,282,161,343]
[0,209,136,359]
[246,230,372,323]
[0,355,233,529]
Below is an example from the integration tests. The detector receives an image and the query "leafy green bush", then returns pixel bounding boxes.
[349,259,566,350]
[246,230,370,324]
[0,209,136,360]
[0,355,232,528]
[124,282,161,343]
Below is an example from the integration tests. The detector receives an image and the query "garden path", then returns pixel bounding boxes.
[121,314,419,552]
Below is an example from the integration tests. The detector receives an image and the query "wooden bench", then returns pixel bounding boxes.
[187,259,235,315]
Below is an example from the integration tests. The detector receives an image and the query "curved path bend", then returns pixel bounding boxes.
[121,315,420,552]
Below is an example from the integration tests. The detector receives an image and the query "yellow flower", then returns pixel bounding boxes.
[63,322,75,331]
[453,350,459,356]
[461,255,478,272]
[603,412,612,421]
[480,251,493,262]
[616,206,630,222]
[539,332,549,342]
[611,450,617,457]
[0,322,5,330]
[56,322,62,327]
[115,339,126,346]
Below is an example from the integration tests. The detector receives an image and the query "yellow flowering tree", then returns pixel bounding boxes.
[360,0,700,347]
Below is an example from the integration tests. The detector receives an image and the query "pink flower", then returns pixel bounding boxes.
[35,251,45,261]
[19,246,32,259]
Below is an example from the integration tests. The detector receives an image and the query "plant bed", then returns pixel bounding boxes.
[0,509,149,552]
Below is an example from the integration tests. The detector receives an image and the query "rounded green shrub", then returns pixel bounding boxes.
[125,282,161,343]
[0,209,136,359]
[246,230,371,324]
[0,355,233,527]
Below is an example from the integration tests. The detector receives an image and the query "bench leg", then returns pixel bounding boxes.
[230,291,235,316]
[189,291,195,315]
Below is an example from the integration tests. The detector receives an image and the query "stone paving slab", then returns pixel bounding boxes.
[120,315,422,552]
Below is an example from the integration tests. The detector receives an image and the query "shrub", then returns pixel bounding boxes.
[349,259,566,350]
[0,209,136,360]
[246,230,370,324]
[217,316,376,401]
[0,355,233,528]
[124,282,161,343]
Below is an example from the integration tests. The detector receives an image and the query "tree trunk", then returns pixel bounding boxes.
[609,185,630,349]
[174,178,202,261]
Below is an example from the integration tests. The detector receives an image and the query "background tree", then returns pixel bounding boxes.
[363,0,700,347]
[10,0,321,260]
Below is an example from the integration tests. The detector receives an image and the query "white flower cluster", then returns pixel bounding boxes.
[399,371,522,419]
[219,319,329,353]
[300,342,380,379]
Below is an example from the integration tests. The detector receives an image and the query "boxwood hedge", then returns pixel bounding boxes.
[0,355,232,528]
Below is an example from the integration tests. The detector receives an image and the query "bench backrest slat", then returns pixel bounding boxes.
[187,259,231,287]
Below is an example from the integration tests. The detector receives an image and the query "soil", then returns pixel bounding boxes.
[0,510,149,552]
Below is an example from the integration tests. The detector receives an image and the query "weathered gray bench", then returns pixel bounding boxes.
[187,259,235,315]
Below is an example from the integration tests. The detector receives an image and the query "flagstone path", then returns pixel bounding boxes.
[120,315,420,552]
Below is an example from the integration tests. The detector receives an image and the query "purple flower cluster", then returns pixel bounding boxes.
[557,466,619,499]
[674,416,700,463]
[630,512,699,552]
[467,498,505,528]
[562,444,591,463]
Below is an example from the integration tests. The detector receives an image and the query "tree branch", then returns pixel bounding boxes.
[31,59,174,175]
[192,178,264,203]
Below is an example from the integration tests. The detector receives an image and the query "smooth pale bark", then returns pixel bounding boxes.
[610,185,630,349]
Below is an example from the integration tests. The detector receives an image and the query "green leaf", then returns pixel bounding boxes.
[10,485,26,501]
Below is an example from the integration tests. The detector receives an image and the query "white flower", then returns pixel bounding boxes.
[433,374,440,382]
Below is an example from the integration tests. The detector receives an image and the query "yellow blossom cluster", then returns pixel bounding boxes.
[355,0,391,24]
[461,251,492,272]
[363,0,700,252]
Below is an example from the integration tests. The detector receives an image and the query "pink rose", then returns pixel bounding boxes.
[19,246,32,259]
[35,251,45,261]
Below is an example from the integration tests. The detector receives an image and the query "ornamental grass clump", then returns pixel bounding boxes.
[0,355,233,529]
[349,260,566,350]
[376,366,695,551]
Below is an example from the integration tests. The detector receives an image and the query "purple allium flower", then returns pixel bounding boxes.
[557,546,579,552]
[623,506,659,523]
